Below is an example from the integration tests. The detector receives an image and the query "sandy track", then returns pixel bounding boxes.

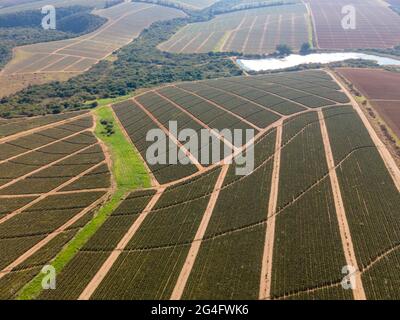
[175,86,262,131]
[0,191,109,280]
[133,98,205,171]
[154,90,239,151]
[0,113,89,144]
[318,110,366,300]
[0,160,106,225]
[78,189,165,300]
[259,123,282,300]
[0,128,90,165]
[170,165,229,300]
[328,70,400,192]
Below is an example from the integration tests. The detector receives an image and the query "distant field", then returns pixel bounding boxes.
[0,2,186,97]
[307,0,400,49]
[159,3,309,54]
[338,68,400,139]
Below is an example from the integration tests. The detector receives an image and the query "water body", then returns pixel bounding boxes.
[237,52,400,71]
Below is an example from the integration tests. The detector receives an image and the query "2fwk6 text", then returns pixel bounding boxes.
[151,304,249,317]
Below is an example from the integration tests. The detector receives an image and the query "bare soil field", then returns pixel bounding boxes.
[159,3,309,54]
[307,0,400,49]
[337,68,400,138]
[0,2,186,98]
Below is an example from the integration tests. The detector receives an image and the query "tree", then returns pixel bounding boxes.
[276,44,292,57]
[300,42,312,55]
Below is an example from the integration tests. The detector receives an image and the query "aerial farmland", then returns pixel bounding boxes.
[0,0,399,306]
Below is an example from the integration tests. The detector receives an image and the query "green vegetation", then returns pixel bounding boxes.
[0,6,106,68]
